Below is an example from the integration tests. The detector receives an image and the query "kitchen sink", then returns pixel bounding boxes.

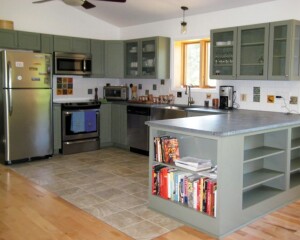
[156,105,186,111]
[151,105,187,120]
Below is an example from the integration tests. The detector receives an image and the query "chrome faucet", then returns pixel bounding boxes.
[185,85,195,106]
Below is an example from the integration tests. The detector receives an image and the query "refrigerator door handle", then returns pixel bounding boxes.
[7,61,13,115]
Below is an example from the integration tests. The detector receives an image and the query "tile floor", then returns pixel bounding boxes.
[10,147,183,240]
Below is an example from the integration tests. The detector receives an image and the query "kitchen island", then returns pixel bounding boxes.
[146,109,300,238]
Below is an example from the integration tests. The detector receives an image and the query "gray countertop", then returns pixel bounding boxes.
[146,109,300,137]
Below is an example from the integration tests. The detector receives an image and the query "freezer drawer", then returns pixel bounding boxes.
[1,89,53,164]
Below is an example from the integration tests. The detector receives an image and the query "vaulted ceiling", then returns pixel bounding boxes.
[32,0,278,27]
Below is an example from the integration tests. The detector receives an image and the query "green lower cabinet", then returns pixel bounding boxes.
[111,103,128,149]
[100,103,112,147]
[53,104,61,154]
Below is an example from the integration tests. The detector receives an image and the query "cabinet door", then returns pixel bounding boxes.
[72,37,90,54]
[91,39,105,77]
[53,103,61,154]
[111,104,128,148]
[141,38,156,78]
[41,34,54,53]
[237,23,269,80]
[104,40,124,78]
[210,27,237,79]
[111,104,120,144]
[54,35,73,52]
[268,20,300,80]
[0,29,17,49]
[100,103,112,146]
[119,104,128,146]
[124,40,139,78]
[18,31,41,51]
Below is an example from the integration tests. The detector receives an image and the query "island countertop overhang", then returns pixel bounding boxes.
[146,109,300,137]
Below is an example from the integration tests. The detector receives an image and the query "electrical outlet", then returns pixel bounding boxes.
[206,93,212,99]
[290,96,298,104]
[240,94,247,101]
[267,95,275,103]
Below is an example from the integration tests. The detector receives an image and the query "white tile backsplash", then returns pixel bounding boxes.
[52,75,120,102]
[53,75,300,114]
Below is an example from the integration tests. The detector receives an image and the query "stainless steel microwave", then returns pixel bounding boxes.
[103,86,129,101]
[54,52,92,75]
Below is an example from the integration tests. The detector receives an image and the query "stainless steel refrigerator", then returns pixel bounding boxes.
[0,50,53,164]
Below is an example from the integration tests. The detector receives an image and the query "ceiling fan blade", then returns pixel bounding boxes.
[82,0,95,9]
[32,0,54,3]
[96,0,126,3]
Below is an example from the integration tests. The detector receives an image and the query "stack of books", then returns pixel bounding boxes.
[154,136,180,163]
[175,157,212,171]
[152,164,217,217]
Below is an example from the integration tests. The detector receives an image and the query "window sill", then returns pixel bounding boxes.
[173,86,218,93]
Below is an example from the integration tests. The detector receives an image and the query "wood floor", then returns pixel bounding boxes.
[1,163,300,240]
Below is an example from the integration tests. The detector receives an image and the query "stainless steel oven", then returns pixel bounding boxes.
[61,102,100,154]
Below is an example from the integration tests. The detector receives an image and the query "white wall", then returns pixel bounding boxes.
[0,0,120,39]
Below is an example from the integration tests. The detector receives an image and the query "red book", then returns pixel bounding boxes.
[206,180,213,216]
[160,167,169,199]
[163,137,180,164]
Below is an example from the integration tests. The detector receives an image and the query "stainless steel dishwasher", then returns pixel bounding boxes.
[127,105,151,155]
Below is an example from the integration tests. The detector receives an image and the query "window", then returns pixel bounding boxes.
[174,39,215,88]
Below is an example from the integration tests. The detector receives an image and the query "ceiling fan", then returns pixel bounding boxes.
[32,0,126,9]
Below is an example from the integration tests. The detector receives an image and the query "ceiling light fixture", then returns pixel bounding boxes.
[180,6,188,34]
[63,0,84,6]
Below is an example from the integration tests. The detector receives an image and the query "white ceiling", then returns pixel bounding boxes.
[35,0,278,27]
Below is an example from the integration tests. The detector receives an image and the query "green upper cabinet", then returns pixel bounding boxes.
[125,39,139,78]
[104,40,124,78]
[53,35,91,54]
[268,20,300,80]
[91,39,105,77]
[124,36,170,79]
[211,19,300,81]
[41,34,54,53]
[210,27,237,79]
[237,23,269,80]
[0,29,40,51]
[0,29,18,49]
[17,31,41,51]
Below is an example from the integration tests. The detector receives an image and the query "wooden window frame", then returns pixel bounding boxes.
[181,39,212,88]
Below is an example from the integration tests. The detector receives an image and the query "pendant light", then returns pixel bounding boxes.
[180,6,188,34]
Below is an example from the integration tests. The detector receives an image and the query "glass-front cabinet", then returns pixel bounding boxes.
[125,40,139,78]
[237,23,269,80]
[141,39,156,77]
[210,27,237,79]
[124,37,170,79]
[268,20,300,80]
[211,19,300,81]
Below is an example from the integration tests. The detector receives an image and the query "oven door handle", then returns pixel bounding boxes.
[64,138,99,145]
[62,110,99,115]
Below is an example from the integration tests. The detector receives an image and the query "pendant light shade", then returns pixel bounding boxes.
[181,6,188,34]
[63,0,84,6]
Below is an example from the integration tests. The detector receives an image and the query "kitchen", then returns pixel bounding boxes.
[1,0,300,239]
